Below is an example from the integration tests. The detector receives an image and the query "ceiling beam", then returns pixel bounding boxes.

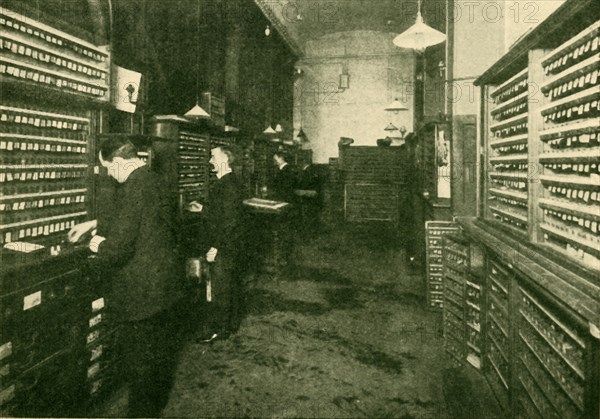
[254,0,303,57]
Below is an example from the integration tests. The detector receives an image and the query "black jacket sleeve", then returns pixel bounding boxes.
[96,175,143,266]
[203,175,243,255]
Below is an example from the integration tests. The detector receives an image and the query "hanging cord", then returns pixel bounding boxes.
[195,0,200,104]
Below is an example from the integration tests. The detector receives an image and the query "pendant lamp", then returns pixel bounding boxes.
[385,123,399,132]
[385,98,408,113]
[296,128,308,143]
[263,125,276,134]
[393,0,446,52]
[185,0,210,119]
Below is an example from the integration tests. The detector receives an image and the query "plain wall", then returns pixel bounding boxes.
[296,31,415,164]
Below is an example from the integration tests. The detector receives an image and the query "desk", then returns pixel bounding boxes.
[243,198,291,275]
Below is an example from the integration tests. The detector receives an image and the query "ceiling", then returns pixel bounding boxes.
[256,0,447,56]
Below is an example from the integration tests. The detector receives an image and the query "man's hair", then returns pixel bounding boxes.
[99,135,138,161]
[213,145,236,166]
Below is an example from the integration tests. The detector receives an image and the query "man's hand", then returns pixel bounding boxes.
[187,201,204,213]
[89,235,106,253]
[67,220,97,243]
[206,247,218,262]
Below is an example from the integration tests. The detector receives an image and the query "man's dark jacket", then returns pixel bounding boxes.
[203,172,243,258]
[96,166,184,321]
[272,164,298,204]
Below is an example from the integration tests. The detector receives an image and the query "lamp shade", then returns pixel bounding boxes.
[385,123,399,132]
[393,11,446,52]
[385,99,408,112]
[296,128,308,142]
[184,103,210,118]
[263,125,276,135]
[275,124,284,133]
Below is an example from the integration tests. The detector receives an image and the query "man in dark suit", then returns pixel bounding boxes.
[271,150,298,204]
[187,145,244,342]
[270,150,300,272]
[70,135,186,418]
[297,161,322,237]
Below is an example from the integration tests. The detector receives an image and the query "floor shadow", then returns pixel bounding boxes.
[322,286,364,309]
[369,284,425,306]
[287,266,352,285]
[246,289,330,316]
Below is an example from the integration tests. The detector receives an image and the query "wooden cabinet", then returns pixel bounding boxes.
[150,116,212,210]
[338,145,409,227]
[476,1,599,272]
[0,5,122,416]
[0,250,120,417]
[441,220,599,418]
[470,7,600,415]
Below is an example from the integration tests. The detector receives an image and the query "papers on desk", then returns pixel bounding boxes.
[294,189,318,197]
[243,198,289,212]
[3,241,45,253]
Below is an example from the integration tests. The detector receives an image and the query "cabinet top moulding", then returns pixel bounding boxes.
[541,20,600,70]
[490,68,528,98]
[490,206,528,223]
[539,174,600,189]
[541,223,600,258]
[0,55,107,89]
[0,188,87,201]
[1,32,109,72]
[489,188,528,202]
[0,163,87,169]
[539,118,600,138]
[539,198,600,223]
[539,85,600,115]
[490,92,528,115]
[539,148,600,163]
[0,7,108,58]
[489,134,528,147]
[489,172,528,180]
[489,154,528,163]
[541,53,600,94]
[489,114,527,131]
[0,210,87,230]
[0,105,90,122]
[475,0,599,86]
[0,132,87,145]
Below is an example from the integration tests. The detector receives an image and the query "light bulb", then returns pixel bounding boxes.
[265,25,271,36]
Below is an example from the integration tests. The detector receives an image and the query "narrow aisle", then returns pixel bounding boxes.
[103,226,502,418]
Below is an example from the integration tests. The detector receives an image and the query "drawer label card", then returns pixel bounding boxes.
[0,363,10,377]
[87,362,100,379]
[91,298,105,312]
[23,291,42,310]
[0,342,12,361]
[0,384,15,405]
[90,378,102,394]
[87,330,100,345]
[90,344,103,362]
[89,314,102,328]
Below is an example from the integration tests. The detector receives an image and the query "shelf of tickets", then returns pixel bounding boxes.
[0,103,95,248]
[0,6,109,105]
[425,221,460,310]
[476,0,600,273]
[0,50,110,109]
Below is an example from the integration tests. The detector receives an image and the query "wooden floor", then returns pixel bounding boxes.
[95,224,504,418]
